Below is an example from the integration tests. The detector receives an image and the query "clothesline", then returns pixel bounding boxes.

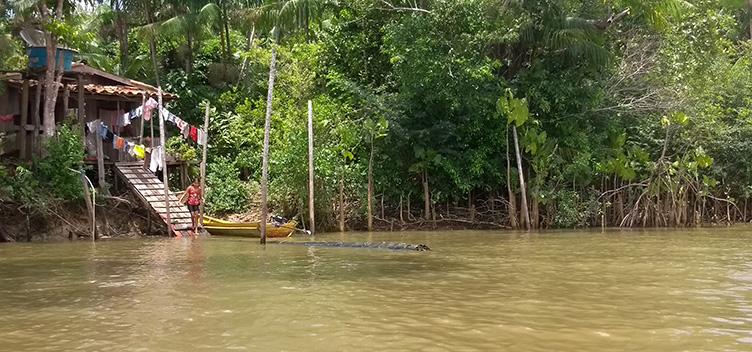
[86,119,168,173]
[120,98,206,145]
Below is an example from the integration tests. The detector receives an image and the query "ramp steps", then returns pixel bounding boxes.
[113,163,194,237]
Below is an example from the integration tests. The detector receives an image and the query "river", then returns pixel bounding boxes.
[1,228,752,351]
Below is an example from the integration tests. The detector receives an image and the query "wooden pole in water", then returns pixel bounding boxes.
[308,100,315,236]
[199,102,210,228]
[158,87,171,236]
[260,27,279,245]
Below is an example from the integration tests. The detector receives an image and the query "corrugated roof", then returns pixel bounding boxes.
[73,84,179,99]
[4,80,178,100]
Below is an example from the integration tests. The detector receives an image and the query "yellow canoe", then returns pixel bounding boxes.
[202,216,298,238]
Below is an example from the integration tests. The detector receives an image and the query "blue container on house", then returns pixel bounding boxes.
[27,46,76,71]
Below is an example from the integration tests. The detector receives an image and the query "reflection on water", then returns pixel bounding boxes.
[2,228,752,351]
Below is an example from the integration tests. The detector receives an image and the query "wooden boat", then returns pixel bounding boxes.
[202,216,298,238]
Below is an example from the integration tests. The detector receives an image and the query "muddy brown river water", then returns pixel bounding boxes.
[2,228,752,351]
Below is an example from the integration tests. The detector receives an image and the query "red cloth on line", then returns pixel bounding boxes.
[0,115,13,123]
[190,126,198,142]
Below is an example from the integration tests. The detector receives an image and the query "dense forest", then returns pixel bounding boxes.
[3,0,752,231]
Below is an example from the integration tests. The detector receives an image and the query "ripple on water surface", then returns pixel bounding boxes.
[2,229,752,351]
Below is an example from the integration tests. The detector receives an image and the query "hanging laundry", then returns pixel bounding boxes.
[197,129,207,146]
[150,146,164,173]
[143,98,158,121]
[123,142,130,154]
[128,142,136,156]
[117,137,125,150]
[112,135,119,150]
[111,111,118,134]
[0,115,13,123]
[98,124,108,139]
[106,130,114,141]
[134,145,145,159]
[174,117,187,131]
[129,107,143,124]
[182,124,190,139]
[87,119,100,134]
[190,126,198,142]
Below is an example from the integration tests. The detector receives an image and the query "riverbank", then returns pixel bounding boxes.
[0,194,159,242]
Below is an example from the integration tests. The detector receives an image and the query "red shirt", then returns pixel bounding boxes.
[187,187,201,206]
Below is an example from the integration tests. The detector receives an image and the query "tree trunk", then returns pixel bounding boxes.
[146,3,161,87]
[237,25,255,86]
[506,127,518,229]
[422,170,430,220]
[116,1,129,72]
[468,190,475,223]
[223,5,232,60]
[367,137,374,231]
[186,33,194,75]
[219,16,227,62]
[339,172,345,232]
[260,29,279,244]
[41,0,65,141]
[512,125,530,229]
[531,185,539,229]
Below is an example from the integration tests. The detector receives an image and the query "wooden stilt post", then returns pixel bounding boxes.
[62,83,69,120]
[31,77,41,155]
[96,125,106,190]
[308,100,315,236]
[158,87,171,237]
[18,77,29,159]
[77,74,85,141]
[139,94,145,144]
[199,103,210,228]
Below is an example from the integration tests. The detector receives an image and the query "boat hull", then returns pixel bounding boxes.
[202,216,298,238]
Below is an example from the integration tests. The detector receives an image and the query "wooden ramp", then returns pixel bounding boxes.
[113,162,194,237]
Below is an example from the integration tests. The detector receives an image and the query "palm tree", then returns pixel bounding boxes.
[159,0,220,74]
[262,0,333,42]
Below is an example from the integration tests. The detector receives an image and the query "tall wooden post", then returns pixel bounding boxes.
[62,83,69,121]
[96,123,105,189]
[260,28,279,245]
[18,78,29,159]
[77,74,85,141]
[199,103,210,228]
[158,87,171,236]
[308,100,315,235]
[31,78,42,155]
[139,94,146,144]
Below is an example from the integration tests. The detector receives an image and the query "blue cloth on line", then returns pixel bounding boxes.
[98,124,107,139]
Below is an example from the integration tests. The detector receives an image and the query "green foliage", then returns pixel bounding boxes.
[553,190,581,228]
[166,136,198,161]
[12,0,752,229]
[36,126,85,202]
[0,166,47,214]
[205,157,251,214]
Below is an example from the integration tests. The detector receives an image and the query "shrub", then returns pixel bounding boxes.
[205,157,251,213]
[36,126,85,202]
[554,190,581,228]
